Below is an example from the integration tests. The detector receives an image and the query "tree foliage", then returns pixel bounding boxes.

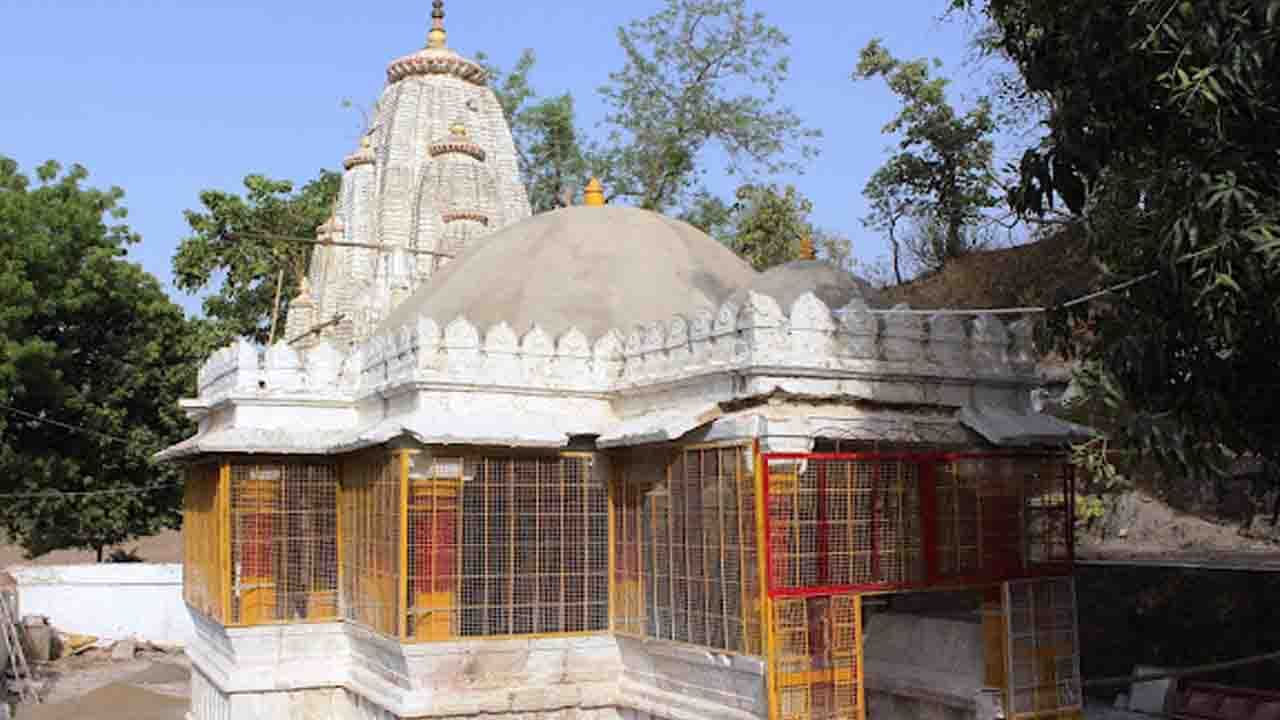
[480,50,600,213]
[855,40,1001,276]
[724,184,813,271]
[960,0,1280,477]
[173,171,340,344]
[599,0,821,212]
[0,158,209,558]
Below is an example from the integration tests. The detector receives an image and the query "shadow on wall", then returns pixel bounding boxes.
[1077,565,1280,697]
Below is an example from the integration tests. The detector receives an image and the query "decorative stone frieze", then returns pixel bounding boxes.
[971,314,1010,373]
[881,307,927,363]
[929,314,969,370]
[195,291,1044,413]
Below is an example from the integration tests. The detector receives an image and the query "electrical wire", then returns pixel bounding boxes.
[1083,649,1280,689]
[0,404,180,499]
[851,270,1162,316]
[0,483,180,500]
[0,403,133,445]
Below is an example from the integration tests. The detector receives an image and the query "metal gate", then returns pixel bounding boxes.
[758,450,1077,720]
[1004,577,1083,719]
[771,594,863,720]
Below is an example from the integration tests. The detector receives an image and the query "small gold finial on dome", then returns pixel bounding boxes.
[798,235,816,261]
[427,0,448,49]
[584,178,606,207]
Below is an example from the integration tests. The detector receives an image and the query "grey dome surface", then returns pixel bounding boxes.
[729,260,883,312]
[379,206,759,339]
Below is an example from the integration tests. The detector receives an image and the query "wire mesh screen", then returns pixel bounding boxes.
[614,460,648,638]
[340,451,402,635]
[406,454,608,640]
[772,594,863,720]
[934,456,1073,581]
[183,462,226,622]
[1025,459,1073,567]
[613,445,762,655]
[766,458,923,596]
[228,461,338,625]
[1004,577,1082,719]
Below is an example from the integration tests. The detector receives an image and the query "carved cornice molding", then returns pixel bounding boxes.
[440,210,490,226]
[428,139,486,162]
[386,48,488,86]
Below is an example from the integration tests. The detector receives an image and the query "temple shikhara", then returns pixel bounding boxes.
[159,5,1092,720]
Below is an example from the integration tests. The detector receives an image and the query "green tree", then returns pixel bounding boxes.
[599,0,821,212]
[958,0,1280,482]
[855,39,1001,274]
[0,158,208,559]
[862,166,913,284]
[173,171,340,344]
[679,190,736,241]
[813,227,856,273]
[515,92,596,212]
[726,184,813,271]
[480,50,600,213]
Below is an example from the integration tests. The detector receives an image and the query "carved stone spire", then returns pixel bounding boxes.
[427,0,447,49]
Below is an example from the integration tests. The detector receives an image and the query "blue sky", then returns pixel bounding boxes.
[1,0,1002,315]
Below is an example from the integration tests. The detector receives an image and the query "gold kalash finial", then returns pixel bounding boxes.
[584,178,606,207]
[427,0,448,49]
[798,235,816,261]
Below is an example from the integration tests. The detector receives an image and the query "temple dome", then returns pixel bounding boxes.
[379,206,759,338]
[730,259,883,311]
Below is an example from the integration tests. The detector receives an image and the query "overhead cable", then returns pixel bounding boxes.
[0,403,134,446]
[0,482,180,500]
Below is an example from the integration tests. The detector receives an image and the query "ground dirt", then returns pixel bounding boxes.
[0,530,182,569]
[1077,489,1280,568]
[8,646,189,720]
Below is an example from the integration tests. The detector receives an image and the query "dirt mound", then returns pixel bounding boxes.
[1078,489,1280,564]
[881,229,1096,311]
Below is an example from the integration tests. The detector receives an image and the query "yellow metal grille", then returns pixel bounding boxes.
[228,461,338,625]
[614,462,647,638]
[182,462,227,622]
[1005,577,1082,719]
[767,458,923,593]
[613,445,762,655]
[340,450,402,635]
[771,594,864,720]
[406,454,608,640]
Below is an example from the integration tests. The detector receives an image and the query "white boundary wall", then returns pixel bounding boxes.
[6,564,192,646]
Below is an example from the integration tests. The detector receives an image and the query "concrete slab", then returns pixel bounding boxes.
[1128,666,1174,715]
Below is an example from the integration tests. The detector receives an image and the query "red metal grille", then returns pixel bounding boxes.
[765,456,924,597]
[763,452,1073,598]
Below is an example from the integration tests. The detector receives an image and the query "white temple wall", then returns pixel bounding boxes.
[615,636,767,720]
[231,400,357,431]
[187,609,633,720]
